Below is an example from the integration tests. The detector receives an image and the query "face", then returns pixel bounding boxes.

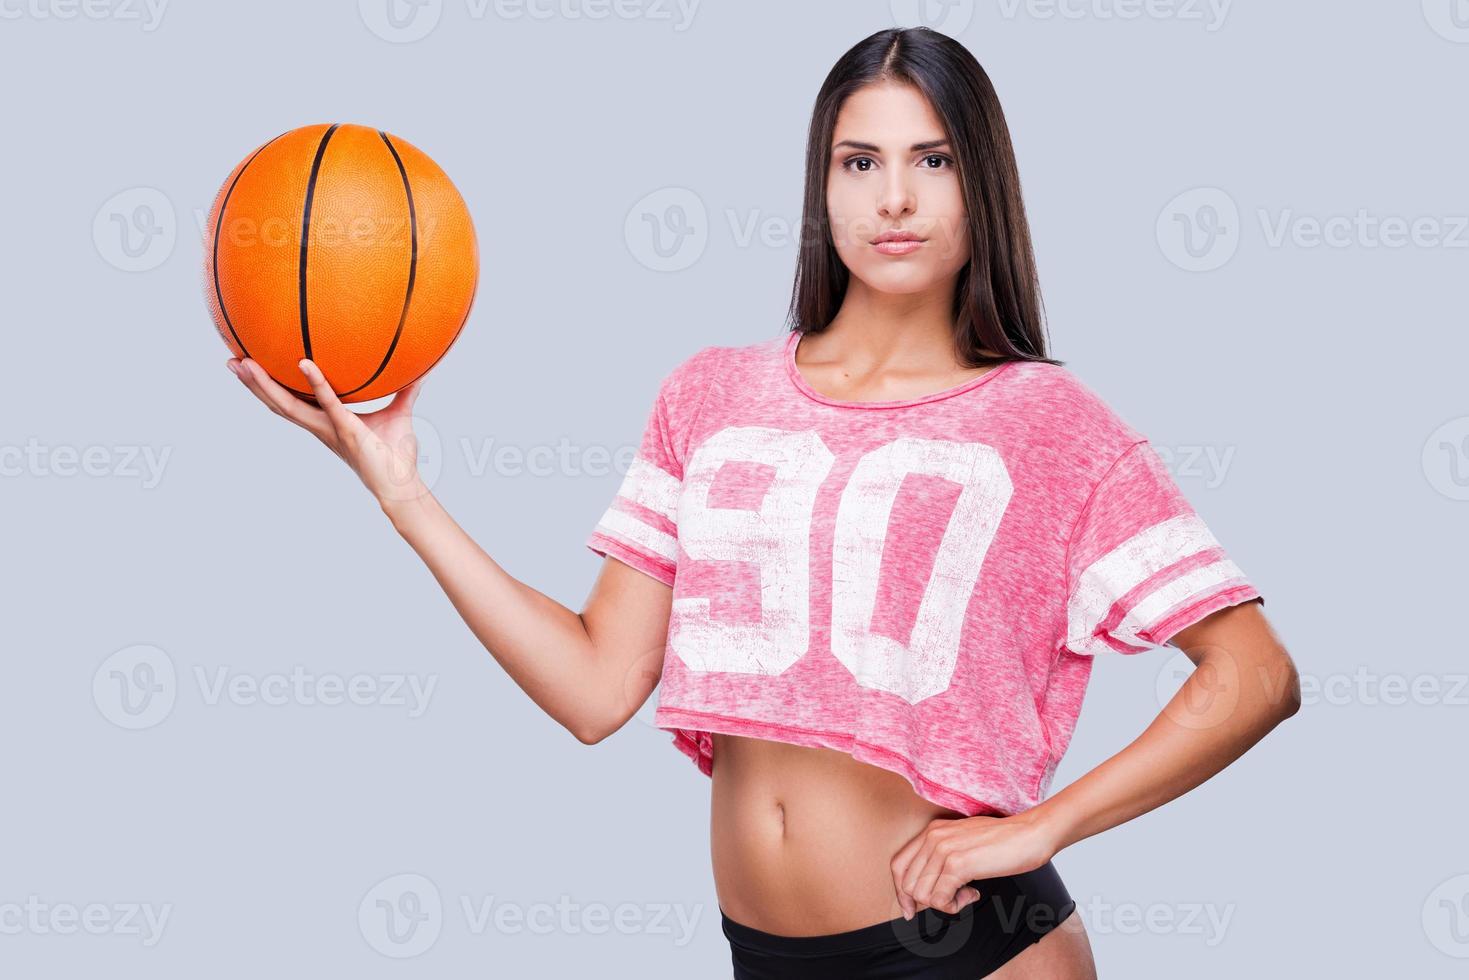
[826,80,971,297]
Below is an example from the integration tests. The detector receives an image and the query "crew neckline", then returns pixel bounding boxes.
[783,330,1014,410]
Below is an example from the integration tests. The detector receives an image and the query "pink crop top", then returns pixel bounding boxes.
[586,331,1264,818]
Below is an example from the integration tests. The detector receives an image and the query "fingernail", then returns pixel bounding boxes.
[298,359,312,377]
[226,361,239,376]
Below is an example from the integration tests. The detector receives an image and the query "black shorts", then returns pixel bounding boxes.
[720,860,1077,979]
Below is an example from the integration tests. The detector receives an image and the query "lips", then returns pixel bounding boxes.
[872,232,925,255]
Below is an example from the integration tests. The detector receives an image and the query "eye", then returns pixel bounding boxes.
[838,153,954,174]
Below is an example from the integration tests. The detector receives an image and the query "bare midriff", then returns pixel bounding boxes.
[709,731,968,937]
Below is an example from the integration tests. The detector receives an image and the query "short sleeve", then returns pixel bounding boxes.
[1061,440,1263,656]
[585,349,713,587]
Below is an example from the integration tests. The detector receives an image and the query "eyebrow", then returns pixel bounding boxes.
[832,139,951,153]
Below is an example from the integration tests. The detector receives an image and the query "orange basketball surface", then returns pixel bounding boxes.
[204,123,478,403]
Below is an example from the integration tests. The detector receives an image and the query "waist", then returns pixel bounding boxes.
[709,732,966,936]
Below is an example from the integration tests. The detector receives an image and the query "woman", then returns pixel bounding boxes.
[226,27,1300,979]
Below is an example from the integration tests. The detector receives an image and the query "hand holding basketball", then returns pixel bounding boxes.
[228,355,429,508]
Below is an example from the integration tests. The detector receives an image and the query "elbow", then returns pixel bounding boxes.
[570,707,618,746]
[1271,651,1303,722]
[571,719,608,745]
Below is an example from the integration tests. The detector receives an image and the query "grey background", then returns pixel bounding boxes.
[2,0,1465,975]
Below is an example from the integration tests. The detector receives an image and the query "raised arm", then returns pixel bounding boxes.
[227,354,672,745]
[382,489,672,744]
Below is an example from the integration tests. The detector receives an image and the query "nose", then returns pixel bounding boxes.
[877,168,916,221]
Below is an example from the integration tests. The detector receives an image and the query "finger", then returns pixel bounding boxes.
[925,870,972,914]
[890,830,926,920]
[297,358,365,442]
[906,836,952,912]
[900,831,938,900]
[234,359,335,442]
[380,375,425,421]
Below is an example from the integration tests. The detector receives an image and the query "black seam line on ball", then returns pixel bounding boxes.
[341,131,419,399]
[298,122,341,365]
[213,129,315,400]
[212,130,286,362]
[392,275,474,397]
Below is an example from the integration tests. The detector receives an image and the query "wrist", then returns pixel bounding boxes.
[379,483,437,531]
[1017,800,1076,859]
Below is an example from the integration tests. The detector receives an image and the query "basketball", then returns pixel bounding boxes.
[203,123,478,404]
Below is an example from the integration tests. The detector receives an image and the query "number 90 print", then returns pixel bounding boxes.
[668,426,1014,705]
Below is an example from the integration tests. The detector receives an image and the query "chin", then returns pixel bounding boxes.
[850,265,946,295]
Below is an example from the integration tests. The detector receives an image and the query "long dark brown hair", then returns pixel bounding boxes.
[787,27,1060,367]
